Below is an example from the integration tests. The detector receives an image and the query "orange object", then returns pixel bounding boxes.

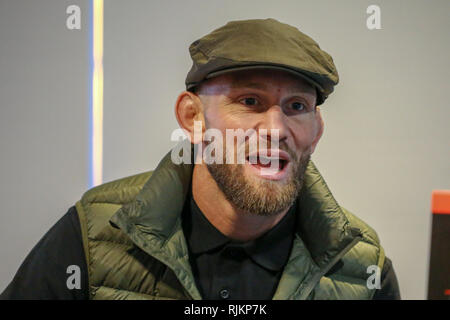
[431,190,450,215]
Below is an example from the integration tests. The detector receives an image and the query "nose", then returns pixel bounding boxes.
[258,105,289,144]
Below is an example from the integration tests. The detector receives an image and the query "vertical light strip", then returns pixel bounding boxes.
[90,0,104,187]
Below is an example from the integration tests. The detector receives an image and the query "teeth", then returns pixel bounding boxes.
[248,156,257,164]
[261,157,278,165]
[247,155,280,164]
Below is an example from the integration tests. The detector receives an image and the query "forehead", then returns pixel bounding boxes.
[200,68,316,95]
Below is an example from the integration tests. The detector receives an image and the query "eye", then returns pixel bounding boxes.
[239,97,259,106]
[291,101,306,112]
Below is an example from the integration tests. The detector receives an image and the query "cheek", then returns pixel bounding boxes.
[204,107,222,130]
[203,108,242,153]
[290,120,318,150]
[206,107,250,133]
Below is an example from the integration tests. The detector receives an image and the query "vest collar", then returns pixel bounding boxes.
[109,142,359,298]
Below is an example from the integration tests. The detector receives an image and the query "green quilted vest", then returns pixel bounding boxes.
[75,148,385,300]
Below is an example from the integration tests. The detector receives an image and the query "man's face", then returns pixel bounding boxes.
[196,69,322,216]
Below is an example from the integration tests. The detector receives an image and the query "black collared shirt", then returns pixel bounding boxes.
[182,191,297,300]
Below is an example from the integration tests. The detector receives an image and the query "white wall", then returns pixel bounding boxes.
[1,0,449,299]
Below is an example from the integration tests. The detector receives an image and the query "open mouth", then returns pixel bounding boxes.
[245,149,291,179]
[246,155,288,171]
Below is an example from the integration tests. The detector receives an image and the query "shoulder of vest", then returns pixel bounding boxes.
[74,169,191,300]
[340,206,380,246]
[80,170,154,207]
[310,207,385,300]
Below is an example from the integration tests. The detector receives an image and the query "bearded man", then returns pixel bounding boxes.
[1,18,400,300]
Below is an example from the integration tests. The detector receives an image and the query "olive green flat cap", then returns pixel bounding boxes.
[185,18,339,105]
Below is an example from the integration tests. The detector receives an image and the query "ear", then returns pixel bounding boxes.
[174,91,205,144]
[310,106,324,154]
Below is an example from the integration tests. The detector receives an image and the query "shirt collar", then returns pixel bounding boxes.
[240,203,296,271]
[184,193,230,254]
[184,189,297,272]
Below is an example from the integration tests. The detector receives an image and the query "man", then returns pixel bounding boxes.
[1,18,400,300]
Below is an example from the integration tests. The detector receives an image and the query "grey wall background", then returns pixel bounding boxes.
[0,0,89,293]
[1,0,449,299]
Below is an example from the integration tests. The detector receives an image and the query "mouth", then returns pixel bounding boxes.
[245,150,291,180]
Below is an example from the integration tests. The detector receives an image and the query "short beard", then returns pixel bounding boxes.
[206,149,311,216]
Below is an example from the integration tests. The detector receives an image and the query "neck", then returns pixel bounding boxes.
[191,162,289,242]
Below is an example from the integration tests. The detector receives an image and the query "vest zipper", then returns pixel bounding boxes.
[297,234,362,300]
